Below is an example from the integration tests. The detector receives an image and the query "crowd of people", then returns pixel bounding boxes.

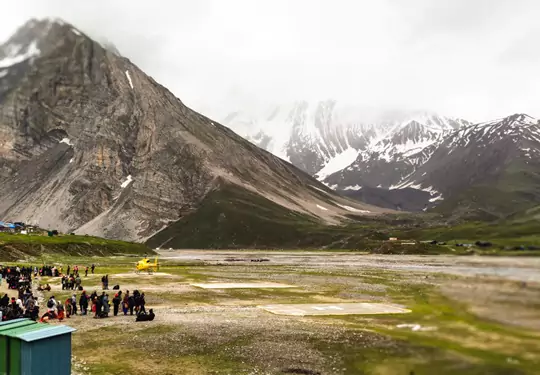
[0,265,33,295]
[1,262,155,323]
[0,287,39,321]
[40,289,154,321]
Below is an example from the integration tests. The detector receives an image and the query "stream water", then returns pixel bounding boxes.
[160,251,540,283]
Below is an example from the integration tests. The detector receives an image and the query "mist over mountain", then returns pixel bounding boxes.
[220,100,540,216]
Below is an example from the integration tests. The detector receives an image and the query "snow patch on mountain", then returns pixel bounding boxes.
[390,180,441,198]
[125,70,134,89]
[0,40,40,68]
[316,147,359,179]
[343,185,362,191]
[121,175,133,188]
[60,138,73,146]
[337,203,370,213]
[429,195,444,203]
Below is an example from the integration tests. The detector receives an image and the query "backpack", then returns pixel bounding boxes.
[47,299,54,308]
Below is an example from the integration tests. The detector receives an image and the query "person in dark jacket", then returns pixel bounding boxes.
[139,293,146,314]
[128,294,135,315]
[112,291,122,316]
[80,291,88,315]
[136,308,155,322]
[0,294,9,307]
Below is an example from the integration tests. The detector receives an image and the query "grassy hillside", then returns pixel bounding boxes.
[434,159,540,220]
[144,183,540,255]
[145,185,446,253]
[395,218,540,252]
[146,185,378,250]
[0,233,152,261]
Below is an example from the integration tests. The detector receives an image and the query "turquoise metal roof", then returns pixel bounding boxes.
[0,319,76,342]
[7,324,76,342]
[0,319,36,332]
[0,318,27,327]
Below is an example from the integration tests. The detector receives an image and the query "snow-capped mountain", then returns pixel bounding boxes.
[0,18,90,101]
[380,113,540,216]
[323,114,470,190]
[220,100,471,180]
[221,101,540,216]
[395,113,540,193]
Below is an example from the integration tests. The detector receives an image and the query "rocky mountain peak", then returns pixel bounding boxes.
[501,113,537,126]
[0,19,380,242]
[0,18,81,61]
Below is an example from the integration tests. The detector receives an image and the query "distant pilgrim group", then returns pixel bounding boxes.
[0,263,155,323]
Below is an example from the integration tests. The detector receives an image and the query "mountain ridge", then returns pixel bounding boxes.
[219,101,472,180]
[0,18,386,244]
[220,96,539,215]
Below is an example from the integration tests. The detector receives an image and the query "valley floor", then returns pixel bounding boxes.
[12,251,540,375]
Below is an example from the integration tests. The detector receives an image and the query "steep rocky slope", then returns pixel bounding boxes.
[0,19,383,243]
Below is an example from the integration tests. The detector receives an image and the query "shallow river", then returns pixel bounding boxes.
[158,250,540,283]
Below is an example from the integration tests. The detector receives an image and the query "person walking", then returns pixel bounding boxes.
[91,264,95,274]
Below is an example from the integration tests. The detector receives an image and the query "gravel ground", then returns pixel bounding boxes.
[26,251,540,374]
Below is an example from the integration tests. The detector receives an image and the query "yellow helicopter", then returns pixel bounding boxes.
[135,256,159,274]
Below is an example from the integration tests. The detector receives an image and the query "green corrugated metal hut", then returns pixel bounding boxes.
[0,318,76,375]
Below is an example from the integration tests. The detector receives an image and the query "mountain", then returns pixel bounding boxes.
[322,114,470,189]
[390,113,540,218]
[0,18,384,245]
[219,99,540,217]
[219,101,471,181]
[328,114,540,216]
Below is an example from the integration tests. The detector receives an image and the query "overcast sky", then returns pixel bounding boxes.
[1,0,539,122]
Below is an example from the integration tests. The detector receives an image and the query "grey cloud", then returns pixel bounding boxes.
[498,28,540,65]
[0,0,539,123]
